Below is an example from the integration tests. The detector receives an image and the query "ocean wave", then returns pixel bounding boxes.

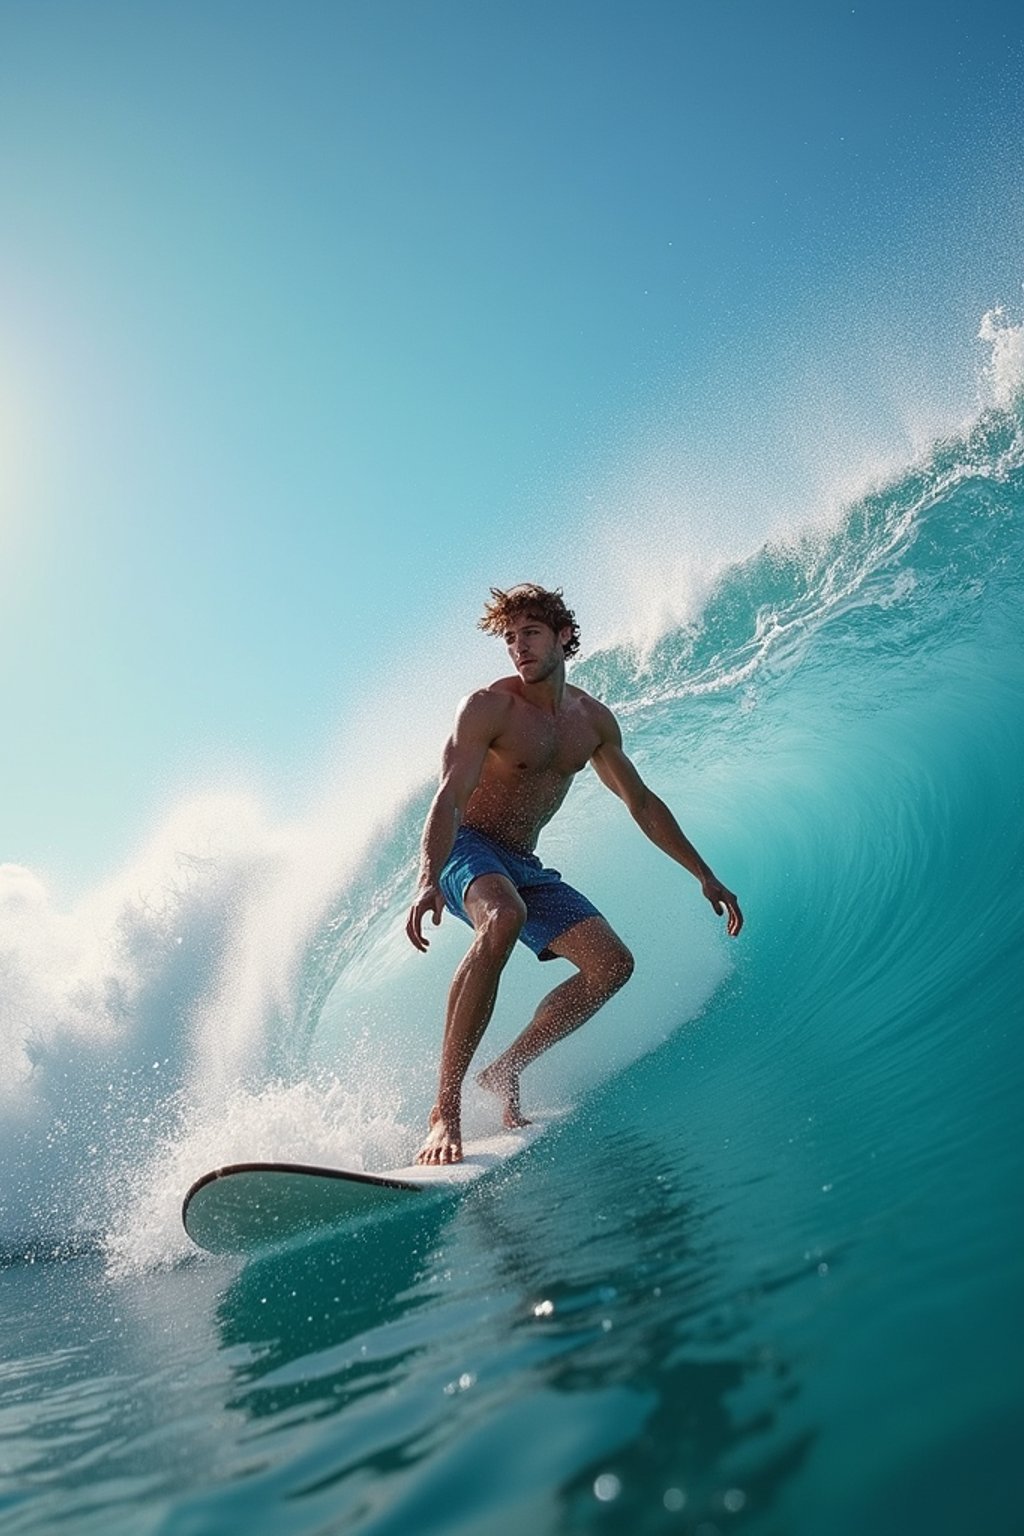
[4,318,1022,1277]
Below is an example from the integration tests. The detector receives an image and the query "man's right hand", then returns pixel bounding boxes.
[407,883,445,951]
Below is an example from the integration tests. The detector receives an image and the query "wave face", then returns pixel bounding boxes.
[2,354,1023,1534]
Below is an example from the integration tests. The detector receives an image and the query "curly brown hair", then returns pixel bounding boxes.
[478,584,581,660]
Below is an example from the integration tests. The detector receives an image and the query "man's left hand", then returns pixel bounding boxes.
[701,876,743,937]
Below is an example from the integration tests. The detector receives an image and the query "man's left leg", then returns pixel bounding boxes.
[476,916,634,1127]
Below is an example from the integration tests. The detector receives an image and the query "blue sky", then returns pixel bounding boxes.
[2,0,1022,892]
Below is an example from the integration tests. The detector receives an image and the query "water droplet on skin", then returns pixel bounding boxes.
[533,1299,555,1317]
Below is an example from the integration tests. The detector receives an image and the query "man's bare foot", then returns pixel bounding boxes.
[476,1061,531,1130]
[415,1104,463,1165]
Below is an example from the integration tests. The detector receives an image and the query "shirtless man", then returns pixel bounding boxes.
[406,583,743,1165]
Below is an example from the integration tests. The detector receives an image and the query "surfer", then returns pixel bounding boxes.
[407,584,743,1165]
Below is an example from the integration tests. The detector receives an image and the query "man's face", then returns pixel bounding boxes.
[503,613,570,683]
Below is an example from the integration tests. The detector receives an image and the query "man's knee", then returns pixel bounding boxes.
[590,941,635,996]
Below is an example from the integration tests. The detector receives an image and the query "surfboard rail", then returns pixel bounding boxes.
[182,1119,554,1255]
[182,1160,426,1255]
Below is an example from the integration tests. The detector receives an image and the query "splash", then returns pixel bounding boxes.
[0,796,287,1252]
[104,1074,412,1275]
[978,306,1024,410]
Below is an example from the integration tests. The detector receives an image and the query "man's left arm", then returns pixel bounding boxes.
[591,713,743,937]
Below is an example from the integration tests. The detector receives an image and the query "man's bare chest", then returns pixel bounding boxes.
[494,709,599,778]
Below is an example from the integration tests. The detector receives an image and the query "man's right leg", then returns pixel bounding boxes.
[416,874,526,1166]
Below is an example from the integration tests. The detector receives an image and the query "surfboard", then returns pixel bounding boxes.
[182,1120,548,1255]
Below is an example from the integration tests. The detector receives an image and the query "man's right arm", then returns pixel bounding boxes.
[406,691,503,952]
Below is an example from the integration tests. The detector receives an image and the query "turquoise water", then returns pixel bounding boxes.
[3,390,1023,1533]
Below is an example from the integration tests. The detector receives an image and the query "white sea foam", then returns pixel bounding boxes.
[0,797,284,1244]
[978,306,1024,410]
[104,1075,412,1275]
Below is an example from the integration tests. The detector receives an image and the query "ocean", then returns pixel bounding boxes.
[2,338,1023,1534]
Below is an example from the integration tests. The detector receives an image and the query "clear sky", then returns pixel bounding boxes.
[2,0,1022,893]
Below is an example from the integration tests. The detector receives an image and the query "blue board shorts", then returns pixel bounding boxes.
[439,826,602,961]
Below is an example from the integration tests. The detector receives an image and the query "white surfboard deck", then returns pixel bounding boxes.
[182,1120,549,1255]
